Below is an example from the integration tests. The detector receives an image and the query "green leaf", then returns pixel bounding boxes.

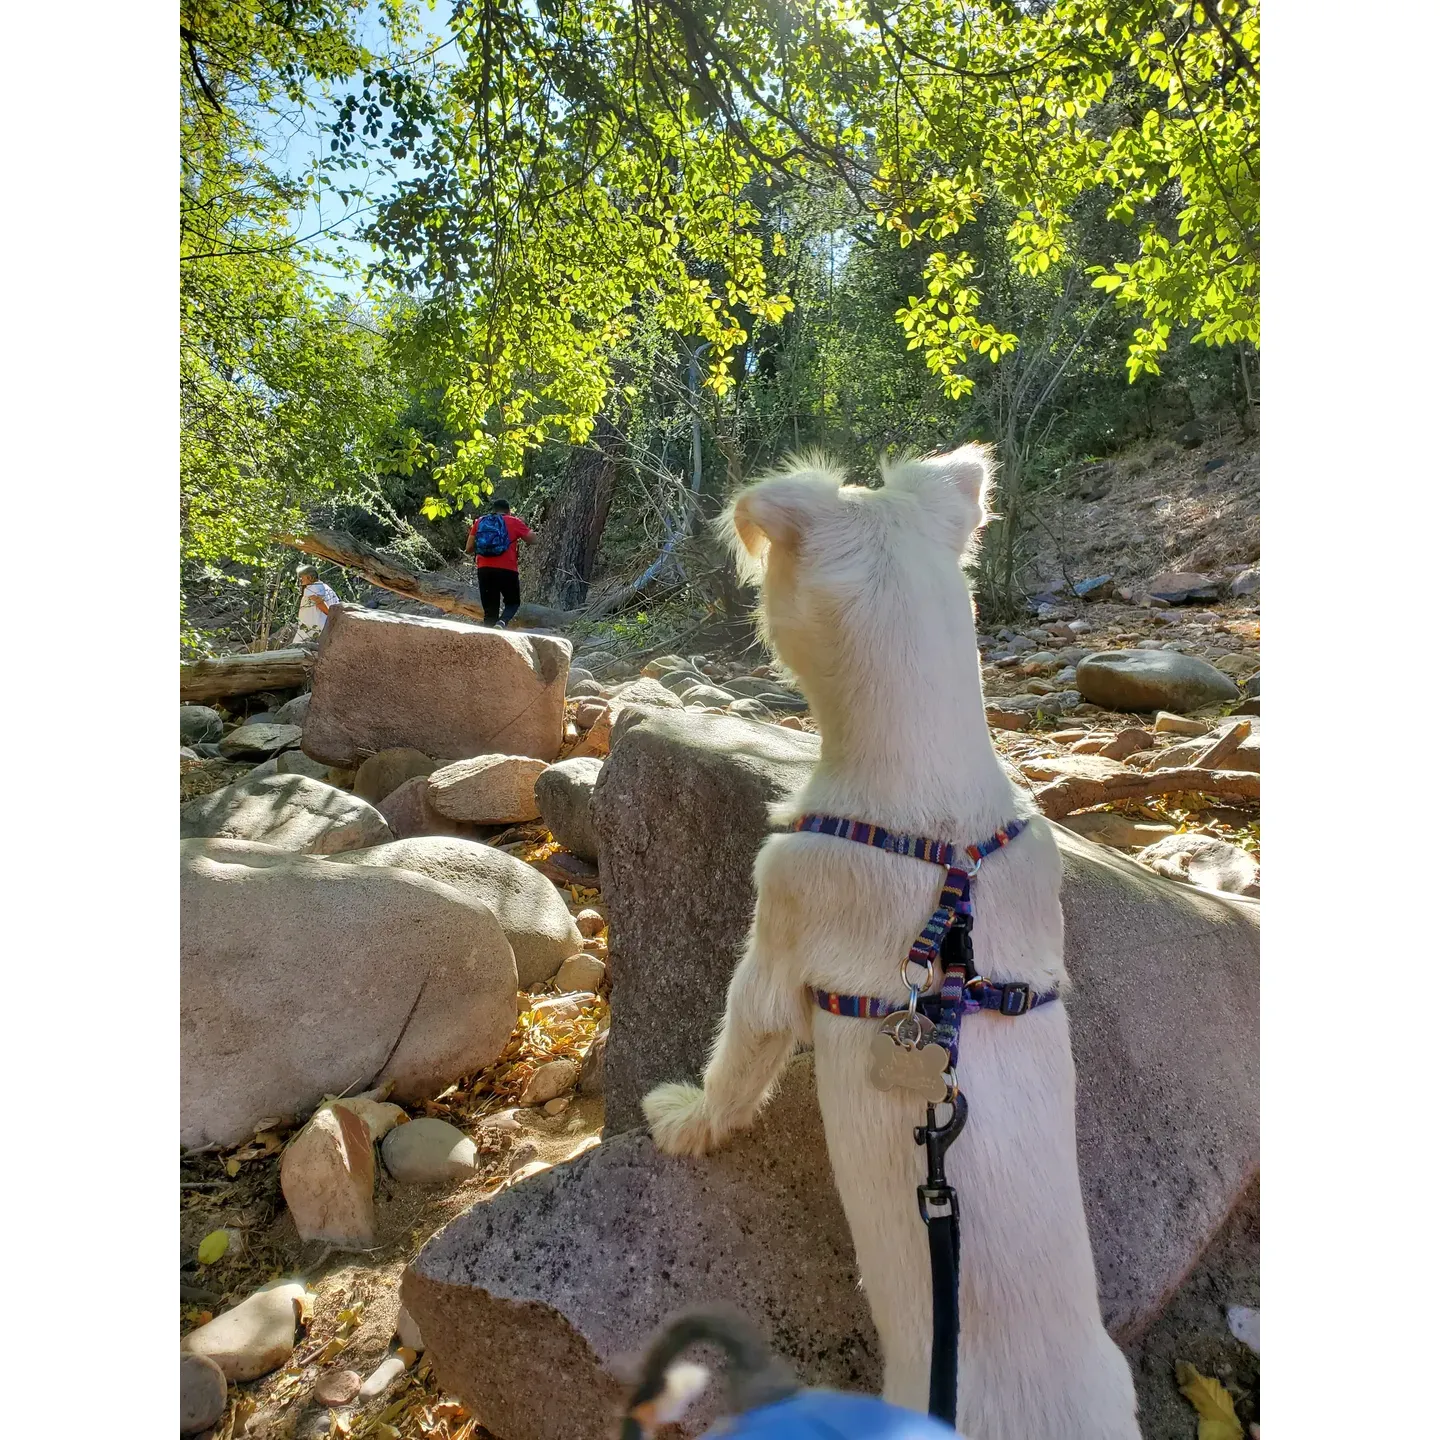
[197,1230,230,1266]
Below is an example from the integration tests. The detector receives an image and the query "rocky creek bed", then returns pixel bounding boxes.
[180,590,1258,1439]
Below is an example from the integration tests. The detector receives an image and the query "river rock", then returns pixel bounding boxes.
[1154,711,1211,736]
[517,1059,578,1106]
[1018,753,1134,784]
[1136,834,1259,896]
[313,1369,362,1407]
[609,677,682,710]
[219,723,303,760]
[181,706,225,747]
[1076,650,1239,713]
[590,707,1257,1337]
[358,1356,408,1400]
[280,1103,377,1247]
[1144,570,1221,604]
[534,758,603,862]
[276,749,333,780]
[181,1279,310,1381]
[728,697,774,720]
[377,775,481,841]
[329,836,582,987]
[678,683,736,708]
[181,1353,228,1434]
[569,703,615,759]
[332,1097,408,1141]
[180,774,392,855]
[274,692,311,726]
[655,668,705,694]
[381,1117,478,1184]
[1229,568,1260,598]
[554,952,606,993]
[303,608,570,767]
[354,748,438,805]
[181,840,518,1148]
[428,755,548,824]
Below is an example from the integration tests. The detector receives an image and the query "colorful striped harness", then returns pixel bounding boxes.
[790,812,1058,1070]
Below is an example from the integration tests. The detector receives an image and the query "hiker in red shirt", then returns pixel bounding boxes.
[464,498,535,628]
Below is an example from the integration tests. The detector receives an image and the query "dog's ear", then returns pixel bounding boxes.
[882,443,994,552]
[720,462,845,584]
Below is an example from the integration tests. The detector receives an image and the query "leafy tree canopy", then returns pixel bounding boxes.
[330,0,1257,515]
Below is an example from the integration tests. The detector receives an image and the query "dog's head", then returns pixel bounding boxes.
[720,445,994,689]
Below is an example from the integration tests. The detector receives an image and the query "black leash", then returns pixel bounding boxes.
[916,1090,967,1425]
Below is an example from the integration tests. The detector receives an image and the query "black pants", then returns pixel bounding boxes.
[476,567,521,626]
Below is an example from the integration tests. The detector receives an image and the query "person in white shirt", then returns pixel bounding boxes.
[293,565,340,646]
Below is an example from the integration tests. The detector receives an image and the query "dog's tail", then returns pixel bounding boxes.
[619,1305,800,1439]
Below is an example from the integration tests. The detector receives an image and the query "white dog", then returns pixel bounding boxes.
[642,447,1140,1439]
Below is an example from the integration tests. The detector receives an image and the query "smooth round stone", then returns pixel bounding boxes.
[181,1353,228,1434]
[728,698,773,720]
[181,706,225,747]
[679,683,736,708]
[313,1369,362,1407]
[380,1117,478,1184]
[518,1058,579,1107]
[554,952,607,993]
[358,1355,408,1400]
[1075,650,1239,714]
[180,1279,308,1381]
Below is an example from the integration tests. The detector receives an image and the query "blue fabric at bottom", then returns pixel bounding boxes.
[710,1391,965,1438]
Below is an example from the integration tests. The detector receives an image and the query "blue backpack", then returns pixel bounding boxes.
[473,513,512,557]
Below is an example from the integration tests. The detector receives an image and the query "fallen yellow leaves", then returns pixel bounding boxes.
[1175,1361,1244,1440]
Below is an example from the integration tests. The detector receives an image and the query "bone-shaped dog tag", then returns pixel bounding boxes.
[868,1011,950,1103]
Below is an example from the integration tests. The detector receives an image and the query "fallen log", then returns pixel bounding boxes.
[180,648,312,704]
[1032,765,1261,821]
[278,529,581,632]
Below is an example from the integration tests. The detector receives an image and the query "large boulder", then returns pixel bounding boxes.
[592,709,819,1129]
[402,1055,879,1440]
[591,707,1257,1335]
[180,773,391,855]
[329,836,582,988]
[181,840,518,1148]
[303,607,570,767]
[1075,650,1239,714]
[428,755,548,824]
[534,757,603,862]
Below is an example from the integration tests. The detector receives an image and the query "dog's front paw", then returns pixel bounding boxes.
[643,1082,716,1157]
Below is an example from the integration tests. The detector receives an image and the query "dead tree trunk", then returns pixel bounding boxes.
[528,416,624,609]
[181,649,312,703]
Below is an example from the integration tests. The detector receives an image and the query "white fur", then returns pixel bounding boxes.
[643,445,1139,1438]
